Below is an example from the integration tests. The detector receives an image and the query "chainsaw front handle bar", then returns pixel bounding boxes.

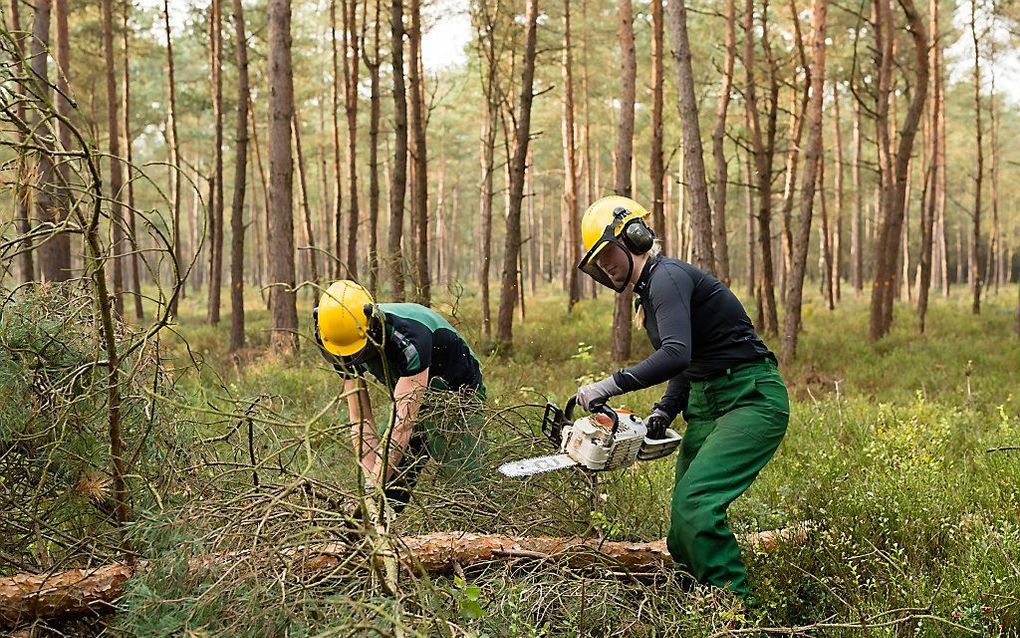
[564,397,621,438]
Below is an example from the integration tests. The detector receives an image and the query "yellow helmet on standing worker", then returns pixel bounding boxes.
[316,280,374,357]
[580,196,650,257]
[577,196,655,292]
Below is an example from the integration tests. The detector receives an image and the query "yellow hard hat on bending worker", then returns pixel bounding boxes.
[316,280,374,357]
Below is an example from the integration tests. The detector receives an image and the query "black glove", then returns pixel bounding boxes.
[644,407,672,439]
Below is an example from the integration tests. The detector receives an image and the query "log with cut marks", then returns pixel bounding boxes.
[0,525,809,629]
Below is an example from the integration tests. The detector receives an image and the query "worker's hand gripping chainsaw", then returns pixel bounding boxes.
[498,398,682,477]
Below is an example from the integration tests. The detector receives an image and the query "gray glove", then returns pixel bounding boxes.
[576,376,622,411]
[643,407,672,439]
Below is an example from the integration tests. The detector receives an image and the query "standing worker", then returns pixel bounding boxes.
[314,280,486,511]
[573,196,790,601]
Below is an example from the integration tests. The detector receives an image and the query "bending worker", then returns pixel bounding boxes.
[573,196,790,601]
[314,280,486,511]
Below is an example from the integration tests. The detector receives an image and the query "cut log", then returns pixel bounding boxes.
[0,525,809,628]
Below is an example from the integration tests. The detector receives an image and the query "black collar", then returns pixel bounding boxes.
[633,253,661,300]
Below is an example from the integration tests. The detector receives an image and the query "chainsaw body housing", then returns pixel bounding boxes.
[560,410,647,471]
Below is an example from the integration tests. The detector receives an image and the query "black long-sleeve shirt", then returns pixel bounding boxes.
[611,254,775,421]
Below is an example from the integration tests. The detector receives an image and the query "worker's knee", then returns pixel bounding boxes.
[667,492,716,560]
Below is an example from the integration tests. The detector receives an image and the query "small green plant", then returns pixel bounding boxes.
[454,575,487,621]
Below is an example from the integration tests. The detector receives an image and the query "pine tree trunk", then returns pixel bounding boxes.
[27,0,53,283]
[611,0,637,363]
[667,0,714,271]
[743,0,779,334]
[408,0,429,303]
[969,0,983,315]
[475,2,499,336]
[45,0,73,283]
[293,110,320,287]
[744,148,756,298]
[366,0,382,294]
[494,0,539,351]
[710,0,736,283]
[248,96,272,306]
[207,0,224,324]
[562,0,581,310]
[330,0,344,275]
[267,0,299,353]
[343,0,362,281]
[388,0,408,299]
[917,0,939,332]
[780,0,827,363]
[229,0,250,351]
[6,0,34,283]
[850,85,863,294]
[868,0,928,340]
[120,1,143,318]
[989,74,1000,295]
[101,0,125,316]
[163,0,183,314]
[831,84,844,304]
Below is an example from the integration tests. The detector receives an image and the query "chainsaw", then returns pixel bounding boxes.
[498,397,682,477]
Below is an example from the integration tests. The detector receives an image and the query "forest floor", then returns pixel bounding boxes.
[85,284,1020,635]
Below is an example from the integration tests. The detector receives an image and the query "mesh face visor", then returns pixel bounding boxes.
[577,225,633,293]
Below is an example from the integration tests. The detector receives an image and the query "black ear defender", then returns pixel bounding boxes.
[612,207,655,254]
[362,304,384,337]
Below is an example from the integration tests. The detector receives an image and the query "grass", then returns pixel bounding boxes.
[89,283,1020,635]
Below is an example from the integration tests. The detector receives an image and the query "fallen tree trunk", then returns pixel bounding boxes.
[0,526,808,628]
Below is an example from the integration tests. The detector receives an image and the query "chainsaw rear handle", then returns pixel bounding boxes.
[564,396,621,438]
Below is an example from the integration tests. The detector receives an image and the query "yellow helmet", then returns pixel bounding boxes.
[578,196,653,291]
[580,196,650,256]
[316,280,374,357]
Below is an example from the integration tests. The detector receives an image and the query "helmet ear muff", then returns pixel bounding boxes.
[620,218,655,254]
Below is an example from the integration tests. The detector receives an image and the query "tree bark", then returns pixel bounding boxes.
[207,0,224,324]
[563,0,581,310]
[649,0,666,254]
[365,0,382,294]
[780,0,827,363]
[778,0,810,305]
[831,83,844,303]
[868,0,928,340]
[44,0,72,283]
[331,0,344,275]
[100,0,125,316]
[229,0,251,351]
[407,0,429,303]
[969,0,983,315]
[267,0,299,353]
[743,0,779,334]
[850,81,863,294]
[164,0,183,315]
[917,0,939,333]
[667,0,714,271]
[293,110,320,287]
[120,1,143,318]
[343,0,363,281]
[611,0,637,363]
[744,148,756,298]
[474,1,500,337]
[710,0,736,284]
[494,0,539,351]
[989,72,1000,295]
[388,0,408,298]
[7,0,34,283]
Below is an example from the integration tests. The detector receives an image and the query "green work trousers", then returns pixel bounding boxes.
[666,359,789,599]
[384,379,486,511]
